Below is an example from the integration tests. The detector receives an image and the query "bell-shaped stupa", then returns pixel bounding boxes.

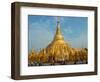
[46,17,71,62]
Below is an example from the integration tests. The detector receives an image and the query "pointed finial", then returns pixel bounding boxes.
[57,16,60,23]
[57,16,60,31]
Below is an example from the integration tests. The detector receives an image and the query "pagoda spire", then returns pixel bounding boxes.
[53,17,64,42]
[56,17,61,34]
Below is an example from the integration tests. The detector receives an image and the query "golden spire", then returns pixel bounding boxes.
[56,17,61,35]
[53,17,64,43]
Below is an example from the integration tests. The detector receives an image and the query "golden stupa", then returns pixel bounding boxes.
[46,18,71,62]
[28,17,88,66]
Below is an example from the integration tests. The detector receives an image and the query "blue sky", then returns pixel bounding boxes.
[28,15,88,53]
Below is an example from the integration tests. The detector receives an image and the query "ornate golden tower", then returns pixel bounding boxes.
[52,17,65,44]
[46,17,71,62]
